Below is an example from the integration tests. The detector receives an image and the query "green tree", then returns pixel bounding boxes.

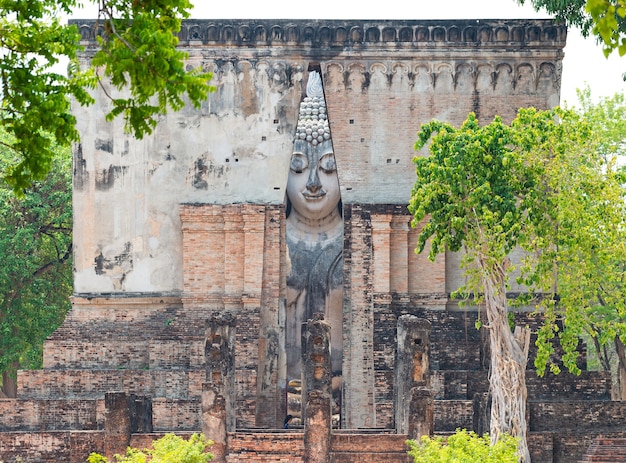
[87,433,213,463]
[410,107,600,462]
[0,0,214,193]
[0,129,73,398]
[407,429,519,463]
[518,0,626,57]
[534,89,626,396]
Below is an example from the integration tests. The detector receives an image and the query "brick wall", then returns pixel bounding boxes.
[227,431,305,463]
[0,399,101,432]
[180,204,286,428]
[0,431,105,463]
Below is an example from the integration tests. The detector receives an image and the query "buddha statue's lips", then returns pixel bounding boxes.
[303,191,326,199]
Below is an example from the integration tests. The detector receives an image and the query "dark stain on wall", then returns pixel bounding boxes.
[193,158,209,189]
[95,138,113,154]
[94,242,133,276]
[95,165,127,191]
[472,90,481,120]
[192,157,226,189]
[73,144,89,191]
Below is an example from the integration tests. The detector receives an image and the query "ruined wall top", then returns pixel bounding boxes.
[72,19,566,54]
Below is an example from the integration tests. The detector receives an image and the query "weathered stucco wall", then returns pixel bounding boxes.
[70,19,565,295]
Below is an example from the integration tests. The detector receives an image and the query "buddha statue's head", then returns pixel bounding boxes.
[287,71,341,227]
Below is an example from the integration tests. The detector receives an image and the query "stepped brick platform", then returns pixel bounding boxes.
[2,304,626,462]
[580,437,626,463]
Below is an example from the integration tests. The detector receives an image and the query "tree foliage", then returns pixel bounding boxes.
[407,429,519,463]
[410,106,604,462]
[87,433,214,463]
[518,0,626,57]
[536,89,626,394]
[0,0,214,193]
[0,128,73,397]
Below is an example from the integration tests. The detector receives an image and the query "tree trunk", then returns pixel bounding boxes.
[1,364,18,398]
[479,257,531,463]
[614,337,626,400]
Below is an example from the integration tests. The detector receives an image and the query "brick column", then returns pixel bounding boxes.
[371,214,392,294]
[408,218,447,297]
[390,216,409,294]
[223,206,244,310]
[342,204,375,429]
[180,205,225,308]
[395,315,433,439]
[302,315,332,463]
[255,205,287,428]
[202,312,236,462]
[104,391,131,459]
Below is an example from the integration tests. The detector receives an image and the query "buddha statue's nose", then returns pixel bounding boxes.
[306,165,322,193]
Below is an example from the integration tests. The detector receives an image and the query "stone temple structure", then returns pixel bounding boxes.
[1,18,626,463]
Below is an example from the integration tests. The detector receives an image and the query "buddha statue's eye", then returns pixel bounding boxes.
[290,154,308,173]
[319,153,336,174]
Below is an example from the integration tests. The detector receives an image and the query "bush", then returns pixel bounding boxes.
[87,433,213,463]
[407,429,518,463]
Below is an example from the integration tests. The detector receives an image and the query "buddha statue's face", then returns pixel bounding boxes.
[287,139,340,222]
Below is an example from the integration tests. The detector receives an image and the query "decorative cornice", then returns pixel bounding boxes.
[71,19,566,50]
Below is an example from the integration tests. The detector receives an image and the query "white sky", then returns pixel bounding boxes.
[71,0,626,107]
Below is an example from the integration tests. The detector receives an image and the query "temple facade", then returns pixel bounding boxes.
[1,19,625,463]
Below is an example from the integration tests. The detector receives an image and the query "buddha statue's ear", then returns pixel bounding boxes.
[286,194,292,218]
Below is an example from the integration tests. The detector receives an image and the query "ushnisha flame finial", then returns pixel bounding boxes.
[295,71,330,146]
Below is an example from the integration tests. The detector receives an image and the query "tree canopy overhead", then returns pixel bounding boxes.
[519,0,626,57]
[0,0,214,193]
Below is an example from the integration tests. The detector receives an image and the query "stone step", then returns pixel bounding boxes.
[152,399,200,431]
[432,370,612,401]
[227,430,305,463]
[330,433,411,463]
[16,369,204,400]
[529,401,626,432]
[0,397,199,433]
[433,400,474,432]
[0,430,104,463]
[0,399,102,432]
[526,371,612,401]
[330,452,411,463]
[43,339,205,369]
[49,302,217,342]
[580,438,626,463]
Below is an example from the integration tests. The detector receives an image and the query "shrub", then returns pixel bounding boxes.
[407,429,518,463]
[87,433,213,463]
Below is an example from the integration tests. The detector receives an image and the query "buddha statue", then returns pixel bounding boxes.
[285,71,343,396]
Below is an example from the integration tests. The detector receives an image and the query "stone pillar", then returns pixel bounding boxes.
[395,315,433,439]
[305,390,332,463]
[302,315,332,463]
[202,312,236,462]
[472,392,491,436]
[128,394,153,433]
[104,391,131,459]
[408,387,434,440]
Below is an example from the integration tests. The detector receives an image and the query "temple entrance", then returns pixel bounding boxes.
[284,69,343,427]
